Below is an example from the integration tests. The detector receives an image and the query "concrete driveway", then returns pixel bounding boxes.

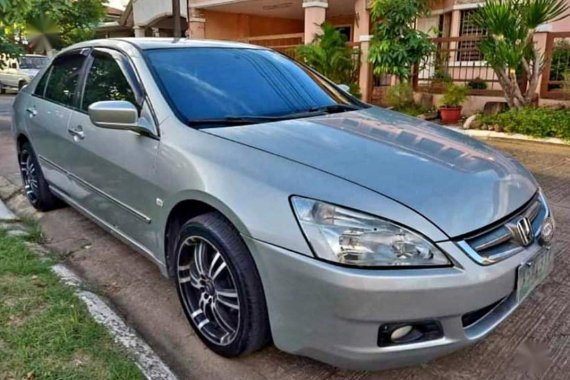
[1,93,569,379]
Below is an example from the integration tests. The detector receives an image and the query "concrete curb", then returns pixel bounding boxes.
[53,265,178,380]
[448,126,569,146]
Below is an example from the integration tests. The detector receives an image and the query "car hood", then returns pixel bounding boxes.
[205,107,537,238]
[19,69,39,77]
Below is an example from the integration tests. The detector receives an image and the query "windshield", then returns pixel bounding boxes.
[20,56,49,69]
[144,47,363,126]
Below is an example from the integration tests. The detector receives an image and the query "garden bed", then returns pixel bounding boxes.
[471,107,570,141]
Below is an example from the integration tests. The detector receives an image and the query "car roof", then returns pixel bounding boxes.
[69,38,264,51]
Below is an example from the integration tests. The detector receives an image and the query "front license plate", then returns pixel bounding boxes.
[517,248,554,303]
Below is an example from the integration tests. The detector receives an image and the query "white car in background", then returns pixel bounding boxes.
[0,54,50,93]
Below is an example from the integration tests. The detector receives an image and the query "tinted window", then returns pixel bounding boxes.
[145,48,357,123]
[45,54,86,107]
[82,52,136,111]
[34,67,52,97]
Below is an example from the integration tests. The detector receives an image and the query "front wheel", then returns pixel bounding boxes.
[174,212,271,357]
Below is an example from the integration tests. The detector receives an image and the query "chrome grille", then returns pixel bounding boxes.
[458,193,549,265]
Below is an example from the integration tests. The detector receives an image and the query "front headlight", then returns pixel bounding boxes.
[291,197,450,267]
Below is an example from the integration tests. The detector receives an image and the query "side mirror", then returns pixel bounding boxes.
[337,84,351,93]
[88,100,139,130]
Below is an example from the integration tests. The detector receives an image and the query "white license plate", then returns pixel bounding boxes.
[516,248,554,303]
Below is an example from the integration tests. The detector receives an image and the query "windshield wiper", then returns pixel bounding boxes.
[307,104,361,114]
[187,105,361,127]
[186,115,284,127]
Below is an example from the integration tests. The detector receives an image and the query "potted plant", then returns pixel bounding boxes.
[439,83,468,124]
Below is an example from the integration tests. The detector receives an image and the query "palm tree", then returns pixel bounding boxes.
[296,22,359,94]
[473,0,569,108]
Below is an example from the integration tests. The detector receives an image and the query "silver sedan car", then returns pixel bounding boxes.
[11,38,556,370]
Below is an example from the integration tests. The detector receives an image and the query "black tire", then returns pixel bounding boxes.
[174,212,270,357]
[18,142,62,211]
[0,83,5,94]
[18,81,26,92]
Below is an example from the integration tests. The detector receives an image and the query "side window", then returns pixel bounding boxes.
[34,67,52,97]
[44,54,86,107]
[81,52,136,111]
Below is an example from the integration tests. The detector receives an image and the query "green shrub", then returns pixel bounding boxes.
[385,83,414,109]
[440,83,469,107]
[385,83,432,116]
[297,22,360,96]
[468,77,488,90]
[478,107,570,140]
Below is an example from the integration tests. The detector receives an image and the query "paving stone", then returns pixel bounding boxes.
[0,199,17,221]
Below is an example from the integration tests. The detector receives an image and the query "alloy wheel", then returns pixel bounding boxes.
[177,236,241,346]
[20,150,39,205]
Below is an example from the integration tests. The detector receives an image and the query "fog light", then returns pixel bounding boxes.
[378,321,443,347]
[390,325,413,341]
[540,218,555,245]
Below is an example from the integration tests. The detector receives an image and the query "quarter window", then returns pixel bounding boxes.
[81,52,136,111]
[34,67,52,97]
[44,54,86,107]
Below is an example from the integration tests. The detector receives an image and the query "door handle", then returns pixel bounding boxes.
[68,125,85,140]
[26,107,37,117]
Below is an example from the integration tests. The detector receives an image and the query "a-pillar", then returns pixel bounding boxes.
[354,0,372,102]
[187,7,206,39]
[303,0,328,44]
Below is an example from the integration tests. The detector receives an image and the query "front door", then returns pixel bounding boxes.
[66,48,161,254]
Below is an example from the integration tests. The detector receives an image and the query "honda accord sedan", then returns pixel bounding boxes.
[11,38,555,370]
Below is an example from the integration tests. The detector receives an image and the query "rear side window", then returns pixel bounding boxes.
[44,54,86,107]
[81,52,136,111]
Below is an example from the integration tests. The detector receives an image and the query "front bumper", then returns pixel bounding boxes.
[245,236,551,370]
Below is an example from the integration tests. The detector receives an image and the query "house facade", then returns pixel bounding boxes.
[120,0,570,110]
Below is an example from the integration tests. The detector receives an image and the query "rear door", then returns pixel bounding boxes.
[25,51,89,196]
[65,48,161,253]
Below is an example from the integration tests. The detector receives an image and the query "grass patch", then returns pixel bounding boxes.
[478,107,570,140]
[0,229,143,380]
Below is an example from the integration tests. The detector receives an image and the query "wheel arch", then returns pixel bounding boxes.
[163,194,253,278]
[16,133,30,153]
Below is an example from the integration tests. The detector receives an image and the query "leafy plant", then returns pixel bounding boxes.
[369,0,435,81]
[478,106,570,139]
[0,0,31,68]
[24,0,105,53]
[472,0,570,109]
[440,83,469,107]
[468,77,488,90]
[297,22,360,96]
[385,83,414,109]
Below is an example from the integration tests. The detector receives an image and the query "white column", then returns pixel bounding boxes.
[303,0,328,44]
[133,25,146,38]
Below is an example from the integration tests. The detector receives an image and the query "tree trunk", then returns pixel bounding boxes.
[495,66,526,109]
[172,0,181,38]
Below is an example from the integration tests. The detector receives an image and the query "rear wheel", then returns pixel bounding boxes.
[19,142,62,211]
[18,81,26,92]
[174,212,270,357]
[0,83,6,94]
